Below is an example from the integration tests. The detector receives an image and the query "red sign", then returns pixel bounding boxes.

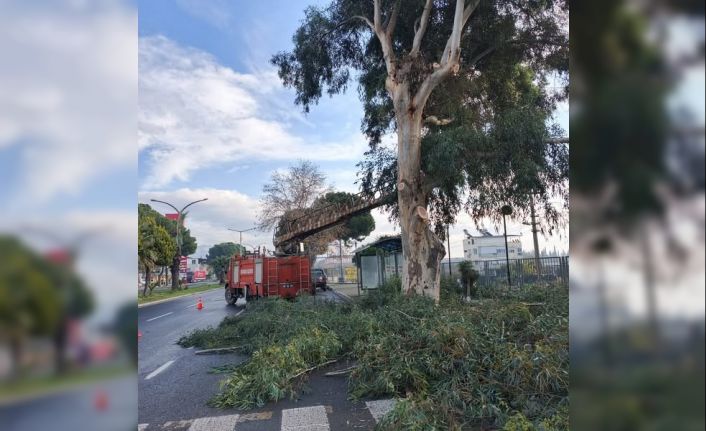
[165,213,179,221]
[193,270,207,281]
[179,256,188,271]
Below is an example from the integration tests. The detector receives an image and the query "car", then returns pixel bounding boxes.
[311,268,328,290]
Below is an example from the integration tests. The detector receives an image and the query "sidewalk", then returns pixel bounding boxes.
[327,283,361,299]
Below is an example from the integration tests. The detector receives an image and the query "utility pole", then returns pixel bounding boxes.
[501,205,513,287]
[529,193,542,276]
[339,239,344,283]
[446,225,452,277]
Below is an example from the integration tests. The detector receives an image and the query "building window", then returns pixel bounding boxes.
[473,249,478,255]
[497,248,504,253]
[192,259,196,264]
[510,249,515,253]
[471,239,474,244]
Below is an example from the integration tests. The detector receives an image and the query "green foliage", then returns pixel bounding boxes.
[138,203,197,257]
[181,280,568,428]
[274,1,569,235]
[458,260,480,297]
[113,301,137,365]
[211,328,342,409]
[206,243,244,281]
[0,235,62,341]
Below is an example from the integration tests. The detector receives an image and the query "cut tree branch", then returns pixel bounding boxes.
[424,116,454,126]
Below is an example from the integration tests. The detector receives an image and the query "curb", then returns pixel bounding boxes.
[138,285,222,308]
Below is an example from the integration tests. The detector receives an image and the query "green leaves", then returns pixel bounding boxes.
[181,280,567,428]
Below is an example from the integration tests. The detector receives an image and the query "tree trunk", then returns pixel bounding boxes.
[170,257,180,291]
[144,264,152,296]
[53,317,68,375]
[9,336,22,379]
[395,110,445,301]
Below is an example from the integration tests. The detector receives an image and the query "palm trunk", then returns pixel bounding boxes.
[396,109,445,301]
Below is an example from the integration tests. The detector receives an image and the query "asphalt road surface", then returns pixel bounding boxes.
[0,373,137,431]
[138,286,394,430]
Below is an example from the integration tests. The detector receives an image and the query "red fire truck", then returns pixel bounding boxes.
[224,251,313,304]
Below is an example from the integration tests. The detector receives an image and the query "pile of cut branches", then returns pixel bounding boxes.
[179,279,568,430]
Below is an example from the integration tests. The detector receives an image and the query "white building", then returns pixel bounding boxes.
[462,230,523,261]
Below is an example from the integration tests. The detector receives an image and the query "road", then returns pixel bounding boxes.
[138,286,394,430]
[0,374,137,431]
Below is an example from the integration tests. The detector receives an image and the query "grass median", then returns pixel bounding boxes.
[0,364,132,403]
[138,283,221,305]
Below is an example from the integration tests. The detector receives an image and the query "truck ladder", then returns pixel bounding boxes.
[267,259,278,296]
[299,258,310,293]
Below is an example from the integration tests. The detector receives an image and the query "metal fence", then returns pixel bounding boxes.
[470,256,569,289]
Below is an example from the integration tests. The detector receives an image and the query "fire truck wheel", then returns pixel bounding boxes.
[225,286,236,305]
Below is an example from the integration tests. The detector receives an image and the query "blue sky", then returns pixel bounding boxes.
[136,0,572,258]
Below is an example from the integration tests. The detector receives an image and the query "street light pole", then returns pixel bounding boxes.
[151,197,208,288]
[446,225,452,278]
[501,205,513,288]
[228,227,257,256]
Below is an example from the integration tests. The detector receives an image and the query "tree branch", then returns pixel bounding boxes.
[384,0,401,37]
[424,116,453,126]
[468,45,496,67]
[351,15,374,30]
[411,0,434,56]
[414,0,469,109]
[373,0,382,32]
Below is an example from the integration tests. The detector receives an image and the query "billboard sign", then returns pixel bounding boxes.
[179,256,188,272]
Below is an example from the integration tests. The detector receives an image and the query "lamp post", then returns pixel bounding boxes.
[501,205,513,287]
[228,227,256,256]
[446,225,452,278]
[151,197,208,289]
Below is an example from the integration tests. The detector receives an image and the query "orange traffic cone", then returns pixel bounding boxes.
[196,298,203,310]
[94,390,108,411]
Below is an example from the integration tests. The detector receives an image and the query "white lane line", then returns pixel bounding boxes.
[281,405,329,431]
[187,414,239,431]
[365,399,396,423]
[185,304,196,308]
[145,360,175,380]
[137,425,148,431]
[146,312,173,322]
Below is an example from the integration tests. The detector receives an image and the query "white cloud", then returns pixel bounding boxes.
[139,35,368,189]
[138,188,272,258]
[0,1,136,204]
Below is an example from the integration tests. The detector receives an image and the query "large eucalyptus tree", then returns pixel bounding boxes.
[273,0,568,300]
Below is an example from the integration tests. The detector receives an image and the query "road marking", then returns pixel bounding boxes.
[145,360,175,380]
[137,425,148,431]
[146,312,173,322]
[365,399,396,423]
[185,304,196,308]
[187,414,239,431]
[281,405,329,431]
